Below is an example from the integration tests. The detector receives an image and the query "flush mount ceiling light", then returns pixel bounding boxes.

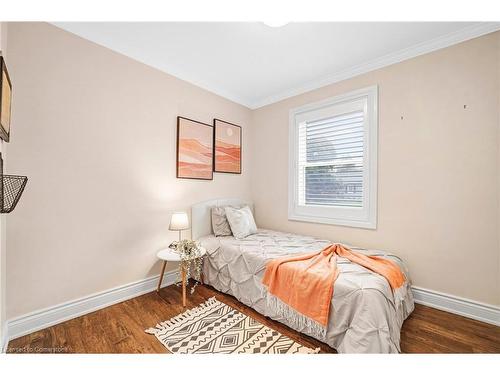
[262,20,289,28]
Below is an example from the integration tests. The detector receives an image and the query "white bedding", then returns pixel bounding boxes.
[199,229,414,353]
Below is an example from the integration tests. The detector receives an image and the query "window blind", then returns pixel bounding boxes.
[298,111,364,207]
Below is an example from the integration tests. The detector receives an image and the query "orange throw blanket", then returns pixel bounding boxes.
[262,244,406,334]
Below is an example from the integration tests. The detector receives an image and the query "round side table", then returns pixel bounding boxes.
[156,247,206,307]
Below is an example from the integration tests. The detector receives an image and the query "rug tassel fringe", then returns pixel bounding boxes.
[146,297,320,354]
[145,297,219,335]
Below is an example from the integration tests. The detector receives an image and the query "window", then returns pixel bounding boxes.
[288,86,378,228]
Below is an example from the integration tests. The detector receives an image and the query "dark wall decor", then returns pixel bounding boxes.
[0,153,28,213]
[213,119,242,174]
[0,56,12,142]
[176,116,214,180]
[0,60,28,213]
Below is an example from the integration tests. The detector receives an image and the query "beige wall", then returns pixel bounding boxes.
[5,22,253,319]
[251,32,500,306]
[498,32,500,304]
[4,23,500,322]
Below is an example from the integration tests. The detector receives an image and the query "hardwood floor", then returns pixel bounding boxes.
[7,283,500,353]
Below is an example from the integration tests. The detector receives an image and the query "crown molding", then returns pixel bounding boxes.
[51,22,500,110]
[50,23,254,109]
[153,70,255,109]
[250,22,500,109]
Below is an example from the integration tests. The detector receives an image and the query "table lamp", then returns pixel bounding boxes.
[169,211,190,241]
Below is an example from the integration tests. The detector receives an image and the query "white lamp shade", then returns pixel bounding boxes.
[169,212,189,231]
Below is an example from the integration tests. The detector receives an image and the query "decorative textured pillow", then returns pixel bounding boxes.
[224,205,257,239]
[211,206,233,237]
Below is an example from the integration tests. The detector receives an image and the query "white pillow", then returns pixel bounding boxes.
[224,205,257,239]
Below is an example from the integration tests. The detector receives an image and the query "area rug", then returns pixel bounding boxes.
[145,297,320,354]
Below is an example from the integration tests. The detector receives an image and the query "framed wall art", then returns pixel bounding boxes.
[176,116,213,180]
[0,56,12,143]
[213,119,241,174]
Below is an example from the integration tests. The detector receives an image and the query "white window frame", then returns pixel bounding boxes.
[288,85,378,229]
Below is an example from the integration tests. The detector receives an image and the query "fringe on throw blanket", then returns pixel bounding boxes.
[267,281,410,340]
[392,281,415,329]
[266,293,327,339]
[393,281,409,306]
[263,243,411,340]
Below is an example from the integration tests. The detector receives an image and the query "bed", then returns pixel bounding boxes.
[192,198,415,353]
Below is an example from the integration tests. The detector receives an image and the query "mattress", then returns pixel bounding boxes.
[199,229,414,353]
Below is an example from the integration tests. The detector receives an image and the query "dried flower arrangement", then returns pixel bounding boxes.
[169,239,203,293]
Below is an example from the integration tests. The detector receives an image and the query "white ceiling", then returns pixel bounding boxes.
[53,22,500,108]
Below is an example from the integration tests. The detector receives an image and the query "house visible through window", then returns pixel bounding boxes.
[289,86,378,228]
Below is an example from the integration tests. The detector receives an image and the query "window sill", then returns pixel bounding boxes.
[288,213,377,229]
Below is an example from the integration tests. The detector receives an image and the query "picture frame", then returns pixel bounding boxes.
[0,153,3,204]
[0,56,12,143]
[176,116,214,180]
[213,118,242,174]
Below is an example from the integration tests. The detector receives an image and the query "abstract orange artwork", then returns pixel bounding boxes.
[176,117,213,180]
[214,119,241,174]
[0,57,12,143]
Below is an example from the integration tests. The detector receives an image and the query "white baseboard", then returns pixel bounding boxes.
[7,270,178,342]
[411,286,500,326]
[1,321,8,353]
[5,275,499,345]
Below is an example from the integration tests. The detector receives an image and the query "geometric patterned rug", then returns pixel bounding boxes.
[145,297,320,354]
